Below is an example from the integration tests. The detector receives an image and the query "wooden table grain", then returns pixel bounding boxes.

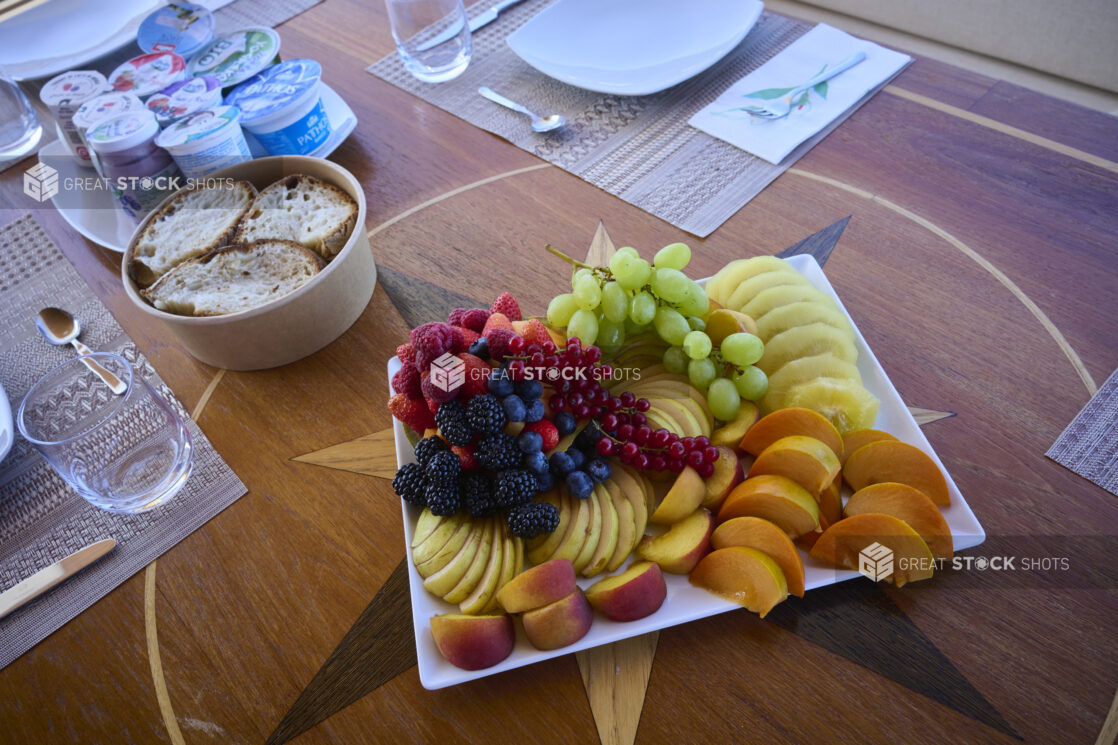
[1,2,1116,744]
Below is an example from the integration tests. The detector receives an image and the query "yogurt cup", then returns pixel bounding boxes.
[73,92,145,172]
[137,2,216,59]
[154,105,252,179]
[224,59,331,155]
[187,27,281,90]
[109,52,187,98]
[146,75,222,126]
[86,109,183,222]
[39,70,109,165]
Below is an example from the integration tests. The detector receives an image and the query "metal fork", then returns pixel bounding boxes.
[745,51,867,120]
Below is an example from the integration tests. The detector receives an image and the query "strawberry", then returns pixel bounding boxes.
[454,326,479,352]
[396,343,417,365]
[522,419,559,452]
[391,363,422,399]
[388,392,435,434]
[490,292,521,322]
[457,353,491,399]
[451,444,478,471]
[460,308,490,333]
[485,328,516,361]
[482,312,513,336]
[521,318,552,348]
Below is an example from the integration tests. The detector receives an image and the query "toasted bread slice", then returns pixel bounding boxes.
[130,180,257,287]
[140,240,323,317]
[235,174,357,259]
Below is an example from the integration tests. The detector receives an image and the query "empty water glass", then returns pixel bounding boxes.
[0,65,41,158]
[385,0,471,83]
[18,353,193,514]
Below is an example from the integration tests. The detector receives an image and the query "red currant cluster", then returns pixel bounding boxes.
[505,337,623,422]
[595,425,721,478]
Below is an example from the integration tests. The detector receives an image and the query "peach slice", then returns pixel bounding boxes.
[809,513,935,587]
[689,547,788,618]
[843,440,950,506]
[718,475,820,538]
[711,516,805,597]
[637,508,714,574]
[521,589,594,650]
[845,483,953,559]
[711,401,760,448]
[585,561,667,622]
[650,466,706,525]
[701,446,744,511]
[430,613,515,670]
[840,429,897,465]
[496,557,577,614]
[740,408,843,461]
[705,308,759,344]
[749,435,840,495]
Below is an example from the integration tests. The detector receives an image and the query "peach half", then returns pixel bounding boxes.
[649,466,706,525]
[430,613,515,671]
[701,446,744,511]
[521,589,594,650]
[495,558,577,614]
[585,561,667,622]
[710,400,760,448]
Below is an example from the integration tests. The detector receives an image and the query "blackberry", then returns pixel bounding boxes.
[461,472,499,517]
[476,433,522,470]
[391,463,427,507]
[466,394,507,435]
[507,502,560,539]
[495,469,536,508]
[413,436,448,467]
[435,399,474,446]
[425,483,461,516]
[426,450,461,486]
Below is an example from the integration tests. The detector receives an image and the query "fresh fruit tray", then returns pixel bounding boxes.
[391,254,985,689]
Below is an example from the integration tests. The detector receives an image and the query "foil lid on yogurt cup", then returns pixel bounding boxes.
[187,27,281,88]
[137,2,216,58]
[109,52,187,98]
[146,75,222,124]
[39,70,109,110]
[155,105,243,148]
[224,59,321,123]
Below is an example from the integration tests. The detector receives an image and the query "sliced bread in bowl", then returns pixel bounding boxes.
[235,174,358,259]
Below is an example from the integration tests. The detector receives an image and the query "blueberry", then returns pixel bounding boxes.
[524,398,546,423]
[566,470,593,499]
[502,394,526,422]
[553,411,577,436]
[549,451,575,477]
[524,450,549,476]
[514,379,543,401]
[467,337,489,360]
[586,458,612,483]
[534,470,554,492]
[517,431,543,454]
[574,423,603,451]
[565,448,585,470]
[488,366,514,397]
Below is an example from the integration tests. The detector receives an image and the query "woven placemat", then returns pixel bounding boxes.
[0,214,247,671]
[1047,369,1118,497]
[368,2,902,237]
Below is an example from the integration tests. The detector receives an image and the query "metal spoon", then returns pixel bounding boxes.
[36,308,127,395]
[478,86,565,133]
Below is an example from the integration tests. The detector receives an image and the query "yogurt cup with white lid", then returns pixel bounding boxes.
[73,92,145,171]
[224,59,331,155]
[146,75,222,125]
[188,27,281,90]
[39,70,109,165]
[137,2,216,59]
[86,109,183,222]
[109,52,187,98]
[154,105,252,179]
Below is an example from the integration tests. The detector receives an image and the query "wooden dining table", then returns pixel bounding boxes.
[1,0,1116,743]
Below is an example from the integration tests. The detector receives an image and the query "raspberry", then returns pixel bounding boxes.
[446,326,466,355]
[475,433,522,470]
[460,308,490,333]
[447,308,469,326]
[521,318,552,348]
[392,364,422,399]
[421,373,458,404]
[457,353,491,400]
[466,394,507,435]
[435,399,474,447]
[426,450,461,486]
[461,472,499,517]
[455,326,480,351]
[413,435,448,466]
[522,420,559,452]
[490,292,522,322]
[392,463,427,507]
[425,483,461,516]
[495,469,536,508]
[485,328,517,361]
[396,343,417,365]
[451,444,478,471]
[410,322,456,358]
[482,312,513,336]
[388,393,435,434]
[507,502,560,539]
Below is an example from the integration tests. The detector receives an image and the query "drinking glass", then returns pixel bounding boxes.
[385,0,471,83]
[18,353,193,514]
[0,65,41,158]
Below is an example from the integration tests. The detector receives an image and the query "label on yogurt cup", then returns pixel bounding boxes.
[146,75,222,124]
[224,59,321,122]
[109,52,187,98]
[188,27,281,88]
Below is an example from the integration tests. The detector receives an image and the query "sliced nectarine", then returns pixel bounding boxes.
[749,435,841,495]
[495,558,577,613]
[521,589,594,650]
[845,483,953,559]
[650,466,706,525]
[637,508,714,574]
[717,475,820,538]
[740,408,843,460]
[809,513,935,587]
[430,613,515,670]
[701,445,743,510]
[843,440,950,506]
[689,546,788,618]
[711,517,805,597]
[585,561,667,621]
[840,429,897,465]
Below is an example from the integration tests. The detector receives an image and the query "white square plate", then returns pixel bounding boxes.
[389,253,985,689]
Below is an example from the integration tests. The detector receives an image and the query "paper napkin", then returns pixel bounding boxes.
[689,24,911,165]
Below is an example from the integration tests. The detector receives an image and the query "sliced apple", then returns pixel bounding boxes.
[711,516,805,597]
[411,509,449,549]
[701,446,743,511]
[740,407,843,460]
[460,521,506,614]
[840,429,897,465]
[552,492,592,565]
[414,517,473,577]
[711,401,760,448]
[749,435,841,495]
[650,466,706,525]
[605,481,638,572]
[843,440,950,506]
[646,397,708,439]
[637,508,714,574]
[845,482,953,559]
[496,557,577,613]
[584,484,621,577]
[809,512,935,586]
[482,531,522,615]
[585,561,667,621]
[718,475,820,538]
[411,511,464,564]
[689,546,788,618]
[525,489,568,564]
[444,517,496,604]
[610,465,649,541]
[573,486,603,574]
[422,521,485,597]
[430,613,515,670]
[521,589,594,650]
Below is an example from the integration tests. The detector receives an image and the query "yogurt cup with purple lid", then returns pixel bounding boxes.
[154,105,252,179]
[137,2,215,59]
[224,59,331,155]
[39,70,110,164]
[146,75,222,125]
[187,27,281,90]
[109,52,187,99]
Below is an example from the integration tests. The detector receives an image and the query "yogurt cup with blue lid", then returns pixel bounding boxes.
[187,27,281,89]
[146,75,222,125]
[224,59,331,155]
[137,2,215,59]
[154,105,252,179]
